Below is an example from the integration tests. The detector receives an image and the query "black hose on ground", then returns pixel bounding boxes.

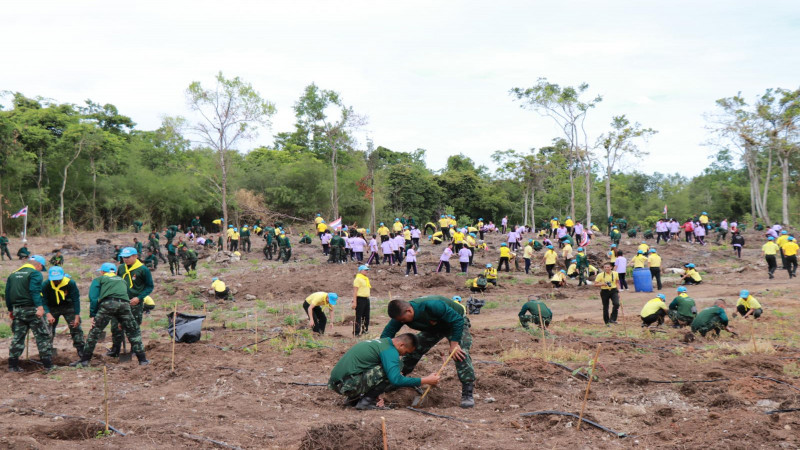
[520,411,627,437]
[548,361,589,380]
[405,407,473,423]
[765,408,800,415]
[752,376,800,393]
[645,378,728,384]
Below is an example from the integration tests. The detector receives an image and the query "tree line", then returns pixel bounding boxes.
[0,75,797,237]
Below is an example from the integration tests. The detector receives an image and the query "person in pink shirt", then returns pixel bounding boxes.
[437,244,453,273]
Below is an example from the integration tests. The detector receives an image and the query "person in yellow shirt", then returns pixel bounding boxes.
[392,218,403,234]
[438,215,449,233]
[230,228,240,252]
[596,262,620,325]
[561,242,573,268]
[550,217,559,239]
[304,291,338,334]
[498,243,511,272]
[564,216,574,236]
[681,263,702,284]
[211,277,234,301]
[638,241,649,254]
[316,220,328,238]
[647,248,662,290]
[632,250,648,269]
[782,236,799,278]
[453,229,465,252]
[478,263,497,287]
[352,266,371,336]
[550,269,567,288]
[314,214,324,225]
[640,294,668,327]
[734,289,762,319]
[776,230,789,269]
[377,223,390,242]
[567,259,578,278]
[762,236,780,279]
[608,244,617,262]
[523,240,534,274]
[699,212,709,226]
[543,245,558,278]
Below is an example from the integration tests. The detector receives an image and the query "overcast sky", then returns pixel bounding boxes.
[2,1,798,177]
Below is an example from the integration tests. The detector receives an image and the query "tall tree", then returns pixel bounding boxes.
[511,79,602,226]
[294,83,366,219]
[597,115,657,218]
[186,72,276,226]
[492,148,550,227]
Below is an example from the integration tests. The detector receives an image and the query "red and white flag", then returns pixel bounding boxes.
[579,231,589,247]
[11,206,27,218]
[328,217,342,230]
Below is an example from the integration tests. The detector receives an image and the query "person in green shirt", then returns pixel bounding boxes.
[179,246,198,273]
[133,237,143,256]
[49,250,64,267]
[691,299,734,337]
[328,334,440,410]
[108,247,154,358]
[518,299,552,329]
[1,232,13,260]
[42,266,85,357]
[17,244,30,260]
[71,263,149,367]
[190,216,201,234]
[143,249,158,270]
[5,255,52,372]
[329,233,345,263]
[167,242,180,275]
[668,286,696,328]
[609,227,621,246]
[278,233,292,263]
[240,225,251,253]
[382,296,475,408]
[133,220,143,233]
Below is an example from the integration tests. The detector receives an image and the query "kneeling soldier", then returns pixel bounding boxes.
[518,299,552,329]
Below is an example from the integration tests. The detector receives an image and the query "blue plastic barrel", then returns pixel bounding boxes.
[632,268,653,292]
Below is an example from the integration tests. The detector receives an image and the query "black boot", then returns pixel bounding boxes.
[70,354,91,367]
[8,357,23,373]
[355,385,387,410]
[136,352,150,366]
[76,347,85,359]
[460,383,475,408]
[41,357,54,371]
[106,343,121,357]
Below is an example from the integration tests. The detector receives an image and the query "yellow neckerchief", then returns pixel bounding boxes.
[678,293,688,298]
[356,273,371,288]
[122,259,144,288]
[50,277,71,305]
[103,272,116,278]
[15,263,36,273]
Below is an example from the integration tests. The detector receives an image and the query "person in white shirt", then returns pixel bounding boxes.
[393,233,405,265]
[405,247,419,276]
[458,246,472,273]
[381,238,394,265]
[614,250,629,290]
[438,244,453,273]
[366,235,380,265]
[507,226,519,251]
[321,231,332,256]
[411,227,421,248]
[351,235,367,262]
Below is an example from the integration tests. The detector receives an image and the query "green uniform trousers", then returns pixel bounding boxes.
[85,299,144,356]
[520,314,550,328]
[48,304,85,350]
[402,318,475,384]
[9,306,52,359]
[328,365,389,399]
[668,310,694,327]
[111,301,143,348]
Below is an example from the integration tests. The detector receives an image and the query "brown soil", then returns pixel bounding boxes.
[0,228,799,448]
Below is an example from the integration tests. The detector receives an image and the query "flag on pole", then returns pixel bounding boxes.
[328,217,342,230]
[663,204,668,215]
[11,206,28,218]
[579,231,589,247]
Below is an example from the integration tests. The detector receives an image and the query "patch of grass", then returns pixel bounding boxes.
[163,284,177,296]
[0,323,11,339]
[483,301,499,309]
[499,342,592,364]
[283,315,300,326]
[266,307,280,314]
[186,270,198,280]
[229,321,247,330]
[187,295,204,310]
[149,332,160,340]
[255,300,267,309]
[783,362,800,377]
[717,339,776,355]
[231,306,239,312]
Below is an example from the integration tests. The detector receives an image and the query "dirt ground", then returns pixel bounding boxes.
[1,226,799,449]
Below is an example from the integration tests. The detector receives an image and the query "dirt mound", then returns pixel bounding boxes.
[299,421,383,450]
[419,273,453,288]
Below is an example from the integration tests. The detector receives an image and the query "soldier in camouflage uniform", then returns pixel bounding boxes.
[5,255,53,372]
[108,247,154,358]
[179,246,198,273]
[328,333,440,410]
[71,263,149,367]
[278,232,292,263]
[42,266,85,358]
[381,295,476,408]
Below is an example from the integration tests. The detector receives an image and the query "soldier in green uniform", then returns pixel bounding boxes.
[691,299,734,337]
[143,249,158,270]
[262,231,273,260]
[518,299,552,329]
[179,246,198,273]
[5,256,53,372]
[382,296,475,408]
[167,241,181,275]
[668,286,697,327]
[240,225,251,253]
[133,237,143,256]
[329,233,345,263]
[0,232,12,260]
[328,333,440,410]
[609,227,621,246]
[49,250,64,267]
[133,220,143,233]
[71,263,149,367]
[107,247,153,358]
[42,266,85,357]
[278,232,292,263]
[148,232,167,264]
[617,217,628,232]
[575,247,589,286]
[190,216,201,235]
[17,244,30,260]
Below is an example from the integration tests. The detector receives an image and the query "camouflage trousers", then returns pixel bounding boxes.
[402,317,475,384]
[9,306,52,359]
[668,311,694,327]
[111,302,143,347]
[280,248,292,263]
[328,365,389,399]
[520,314,551,328]
[48,304,85,350]
[84,299,143,356]
[168,254,180,274]
[263,244,273,260]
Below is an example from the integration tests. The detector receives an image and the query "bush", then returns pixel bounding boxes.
[0,323,11,339]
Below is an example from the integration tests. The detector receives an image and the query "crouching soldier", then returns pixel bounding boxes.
[518,299,552,330]
[691,299,735,337]
[668,286,696,327]
[328,333,440,410]
[42,266,86,358]
[382,296,476,408]
[71,263,149,367]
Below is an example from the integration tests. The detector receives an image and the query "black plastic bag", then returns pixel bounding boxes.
[467,297,485,315]
[167,312,205,343]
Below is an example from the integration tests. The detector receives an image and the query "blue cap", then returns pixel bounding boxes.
[486,263,492,268]
[453,296,462,302]
[571,259,577,263]
[702,212,707,215]
[740,289,749,298]
[380,222,384,226]
[501,243,507,247]
[577,247,584,252]
[120,247,138,258]
[687,263,696,268]
[212,277,219,282]
[547,245,553,249]
[98,262,117,273]
[48,266,65,281]
[782,230,788,234]
[790,236,796,241]
[228,224,233,228]
[441,215,445,218]
[637,250,644,254]
[358,265,370,271]
[30,255,46,269]
[560,269,566,273]
[316,214,321,217]
[768,236,774,240]
[395,218,399,221]
[567,216,571,219]
[610,244,617,248]
[327,293,338,305]
[650,248,657,253]
[656,294,666,300]
[234,228,238,232]
[677,286,687,293]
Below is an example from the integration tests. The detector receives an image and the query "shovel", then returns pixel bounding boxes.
[119,329,132,362]
[411,346,460,407]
